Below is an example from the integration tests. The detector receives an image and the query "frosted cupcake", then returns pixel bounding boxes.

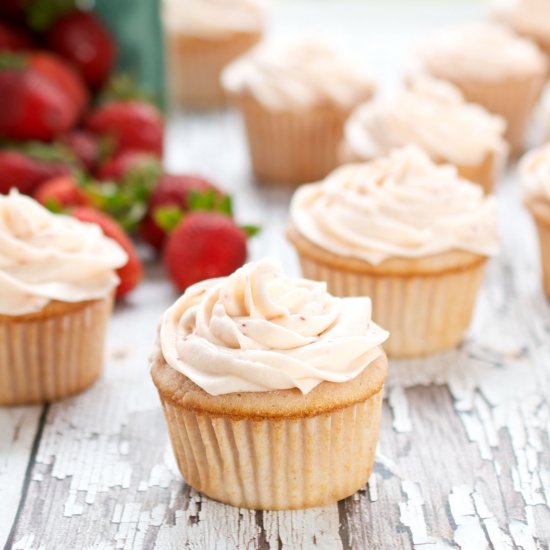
[287,147,499,358]
[520,144,550,297]
[0,191,127,405]
[491,0,550,61]
[411,23,548,155]
[342,77,508,193]
[163,0,264,109]
[151,258,389,509]
[222,42,375,185]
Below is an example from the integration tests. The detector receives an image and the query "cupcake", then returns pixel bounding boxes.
[287,146,499,358]
[222,42,375,185]
[520,143,550,297]
[163,0,264,109]
[341,77,508,193]
[151,258,389,510]
[491,0,550,61]
[411,23,548,155]
[0,191,127,405]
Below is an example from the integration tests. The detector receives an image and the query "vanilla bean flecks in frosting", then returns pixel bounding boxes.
[0,191,127,315]
[222,42,375,110]
[414,23,547,83]
[163,0,264,38]
[290,147,499,265]
[345,78,507,165]
[520,143,550,202]
[491,0,550,38]
[158,259,388,395]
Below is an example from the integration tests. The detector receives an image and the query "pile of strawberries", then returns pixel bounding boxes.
[0,0,256,298]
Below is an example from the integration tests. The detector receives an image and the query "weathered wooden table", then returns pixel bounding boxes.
[2,2,549,548]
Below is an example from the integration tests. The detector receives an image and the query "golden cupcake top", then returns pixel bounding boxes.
[0,191,127,315]
[163,0,265,38]
[222,41,375,110]
[491,0,550,38]
[413,22,548,83]
[157,258,388,395]
[344,77,508,165]
[290,146,499,265]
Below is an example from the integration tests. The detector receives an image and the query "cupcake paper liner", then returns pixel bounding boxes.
[166,32,261,109]
[531,213,550,298]
[446,73,547,157]
[288,226,487,358]
[158,390,383,510]
[233,96,352,185]
[0,297,113,405]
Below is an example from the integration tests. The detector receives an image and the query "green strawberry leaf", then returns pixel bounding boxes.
[153,206,184,233]
[241,225,261,238]
[44,198,64,214]
[25,0,76,31]
[98,73,161,109]
[1,140,80,166]
[0,52,27,71]
[188,189,234,216]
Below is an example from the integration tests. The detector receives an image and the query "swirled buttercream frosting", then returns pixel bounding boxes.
[158,258,388,395]
[222,42,375,110]
[345,77,507,165]
[163,0,264,37]
[290,147,499,265]
[491,0,550,38]
[520,143,550,202]
[414,23,547,82]
[0,191,128,315]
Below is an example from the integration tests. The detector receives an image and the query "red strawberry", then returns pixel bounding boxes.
[0,52,86,140]
[34,175,90,209]
[0,22,34,51]
[85,100,164,156]
[140,175,220,251]
[73,207,142,298]
[97,150,160,181]
[30,51,88,115]
[46,10,115,90]
[163,212,247,291]
[0,149,71,195]
[59,130,100,172]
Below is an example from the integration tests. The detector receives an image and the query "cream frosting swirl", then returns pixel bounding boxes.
[520,143,550,202]
[158,258,388,395]
[222,42,375,110]
[345,77,508,165]
[163,0,264,38]
[414,23,547,82]
[290,147,499,265]
[0,191,128,316]
[491,0,550,38]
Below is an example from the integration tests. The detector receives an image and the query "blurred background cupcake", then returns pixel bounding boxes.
[520,143,550,298]
[341,77,508,193]
[0,191,127,405]
[410,22,548,156]
[164,0,265,109]
[222,41,375,185]
[490,0,550,62]
[287,146,499,358]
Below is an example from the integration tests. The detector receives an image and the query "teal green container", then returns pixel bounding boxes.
[93,0,166,108]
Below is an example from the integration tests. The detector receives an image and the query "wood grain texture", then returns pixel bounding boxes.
[2,2,550,549]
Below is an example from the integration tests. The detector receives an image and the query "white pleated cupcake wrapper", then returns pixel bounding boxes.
[237,98,347,185]
[0,298,112,405]
[456,74,547,155]
[298,256,486,358]
[533,216,550,298]
[159,391,383,510]
[167,34,260,108]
